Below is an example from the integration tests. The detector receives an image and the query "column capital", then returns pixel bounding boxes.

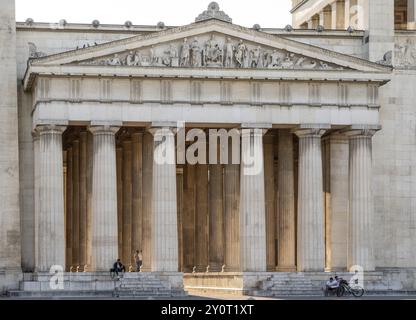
[342,125,381,138]
[35,124,66,134]
[293,124,330,138]
[241,128,268,137]
[88,125,120,135]
[148,126,176,136]
[149,121,178,129]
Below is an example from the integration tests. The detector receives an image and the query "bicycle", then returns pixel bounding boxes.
[336,280,364,298]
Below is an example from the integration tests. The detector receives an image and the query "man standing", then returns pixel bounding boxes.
[134,250,143,272]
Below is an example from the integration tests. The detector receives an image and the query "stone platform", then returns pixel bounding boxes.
[7,272,186,298]
[184,270,416,297]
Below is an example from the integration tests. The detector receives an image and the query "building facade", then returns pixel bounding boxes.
[0,0,416,296]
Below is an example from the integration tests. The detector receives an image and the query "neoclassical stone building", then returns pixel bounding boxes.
[0,0,416,296]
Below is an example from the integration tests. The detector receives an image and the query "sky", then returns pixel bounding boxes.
[15,0,292,28]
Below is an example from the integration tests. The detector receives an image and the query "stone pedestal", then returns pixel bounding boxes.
[295,128,326,272]
[239,128,266,272]
[89,126,120,271]
[36,125,66,271]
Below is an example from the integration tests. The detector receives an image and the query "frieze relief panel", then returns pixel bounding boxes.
[78,33,345,71]
[394,36,416,69]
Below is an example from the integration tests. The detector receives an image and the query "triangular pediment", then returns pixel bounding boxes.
[29,19,389,73]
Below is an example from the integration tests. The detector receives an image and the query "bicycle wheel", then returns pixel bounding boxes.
[351,286,364,297]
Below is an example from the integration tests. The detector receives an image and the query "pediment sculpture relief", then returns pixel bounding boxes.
[79,33,344,70]
[394,38,416,69]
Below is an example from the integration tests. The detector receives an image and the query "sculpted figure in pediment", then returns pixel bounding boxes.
[249,46,263,68]
[281,53,295,69]
[108,54,122,66]
[180,38,191,67]
[224,37,234,68]
[203,34,223,67]
[163,44,179,67]
[235,40,248,68]
[126,51,141,66]
[268,50,281,68]
[191,37,202,67]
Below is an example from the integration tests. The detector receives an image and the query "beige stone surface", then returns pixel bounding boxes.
[2,0,416,295]
[0,0,21,292]
[89,126,119,271]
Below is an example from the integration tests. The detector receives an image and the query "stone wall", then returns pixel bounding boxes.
[373,68,416,268]
[0,0,22,293]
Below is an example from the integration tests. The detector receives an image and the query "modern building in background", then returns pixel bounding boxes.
[0,0,415,297]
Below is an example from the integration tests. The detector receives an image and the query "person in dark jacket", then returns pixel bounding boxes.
[111,259,126,277]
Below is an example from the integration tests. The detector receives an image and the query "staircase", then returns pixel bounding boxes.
[7,272,186,298]
[114,273,181,298]
[251,273,323,297]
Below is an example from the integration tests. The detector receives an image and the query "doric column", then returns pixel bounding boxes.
[65,146,73,271]
[89,125,120,271]
[86,133,93,269]
[183,164,196,271]
[122,139,132,266]
[345,128,377,271]
[323,134,349,271]
[149,126,178,272]
[224,137,240,271]
[195,164,209,272]
[310,14,319,29]
[36,125,66,271]
[176,169,184,271]
[116,146,123,259]
[277,130,296,272]
[71,139,80,267]
[331,0,346,29]
[263,134,276,271]
[32,132,40,271]
[320,6,332,29]
[209,161,224,271]
[79,131,88,269]
[409,0,416,29]
[295,127,327,272]
[240,128,267,272]
[132,132,143,261]
[141,132,153,271]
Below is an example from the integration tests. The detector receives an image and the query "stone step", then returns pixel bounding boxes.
[7,290,116,298]
[250,291,322,297]
[271,287,315,291]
